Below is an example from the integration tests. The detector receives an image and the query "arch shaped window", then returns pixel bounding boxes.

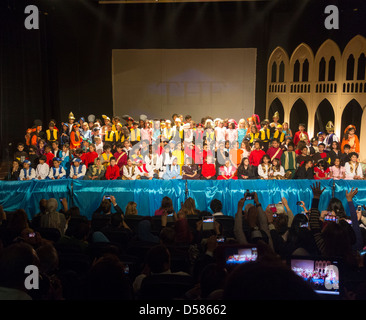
[293,60,300,82]
[271,61,277,83]
[357,53,366,80]
[346,54,355,80]
[318,57,326,81]
[278,61,285,82]
[302,59,309,82]
[328,56,336,81]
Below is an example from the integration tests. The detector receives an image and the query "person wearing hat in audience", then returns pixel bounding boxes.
[70,123,82,150]
[69,157,86,180]
[18,160,36,181]
[341,124,360,154]
[67,112,76,134]
[48,157,66,180]
[36,155,50,180]
[45,121,59,146]
[130,121,141,146]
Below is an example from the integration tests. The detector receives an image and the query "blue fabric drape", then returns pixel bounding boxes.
[71,179,186,218]
[0,179,363,220]
[333,180,366,215]
[0,180,72,219]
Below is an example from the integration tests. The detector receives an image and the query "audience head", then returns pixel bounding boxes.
[146,245,170,274]
[210,199,223,214]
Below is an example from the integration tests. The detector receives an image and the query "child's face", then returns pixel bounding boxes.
[23,163,29,169]
[312,140,318,146]
[351,155,357,162]
[52,143,58,149]
[272,141,279,148]
[53,161,60,168]
[254,143,260,149]
[110,160,116,166]
[63,146,68,152]
[39,159,45,164]
[319,145,324,152]
[344,148,350,154]
[334,159,340,166]
[18,145,24,151]
[74,162,80,167]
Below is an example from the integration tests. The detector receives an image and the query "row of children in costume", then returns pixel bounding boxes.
[12,132,364,181]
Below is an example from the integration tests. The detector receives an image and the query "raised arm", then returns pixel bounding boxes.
[234,198,248,245]
[345,188,363,251]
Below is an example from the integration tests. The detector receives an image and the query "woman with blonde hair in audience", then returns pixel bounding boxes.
[181,197,199,216]
[125,201,138,216]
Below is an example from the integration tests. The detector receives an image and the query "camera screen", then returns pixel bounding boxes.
[225,247,258,266]
[324,215,338,223]
[291,258,340,296]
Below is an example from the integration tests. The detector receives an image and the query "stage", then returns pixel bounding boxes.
[1,179,365,220]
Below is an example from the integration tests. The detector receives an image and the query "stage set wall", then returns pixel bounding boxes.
[1,179,365,221]
[1,0,366,160]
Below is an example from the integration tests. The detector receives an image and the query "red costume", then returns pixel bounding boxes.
[249,149,266,167]
[105,164,120,180]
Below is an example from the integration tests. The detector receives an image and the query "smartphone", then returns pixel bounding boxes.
[224,245,258,267]
[59,198,63,203]
[104,195,111,200]
[28,232,36,238]
[217,236,226,243]
[357,205,362,212]
[324,215,338,223]
[244,190,254,200]
[296,201,302,205]
[202,216,215,230]
[300,222,309,228]
[345,219,352,225]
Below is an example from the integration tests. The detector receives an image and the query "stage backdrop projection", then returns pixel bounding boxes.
[112,49,257,121]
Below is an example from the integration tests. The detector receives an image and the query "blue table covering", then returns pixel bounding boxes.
[0,179,365,220]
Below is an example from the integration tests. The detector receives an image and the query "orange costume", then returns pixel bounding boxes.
[341,125,360,154]
[70,124,82,150]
